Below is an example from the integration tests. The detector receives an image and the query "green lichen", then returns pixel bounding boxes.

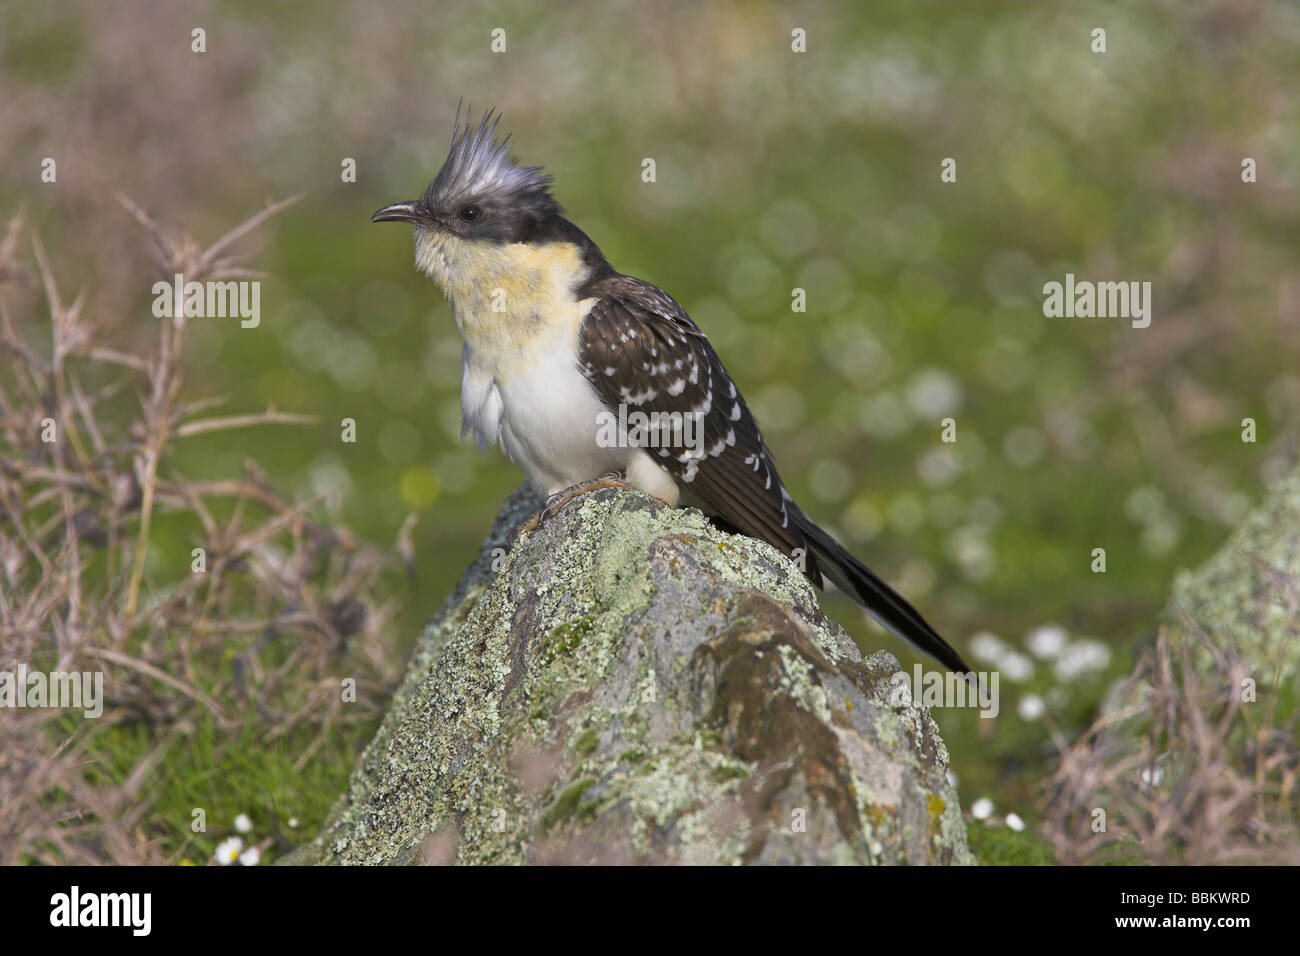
[711,763,751,784]
[1164,465,1300,703]
[289,484,974,866]
[546,615,596,661]
[541,778,597,832]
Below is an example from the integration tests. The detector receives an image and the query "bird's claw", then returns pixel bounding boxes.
[517,471,632,536]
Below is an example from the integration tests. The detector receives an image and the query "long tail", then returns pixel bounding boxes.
[789,505,972,674]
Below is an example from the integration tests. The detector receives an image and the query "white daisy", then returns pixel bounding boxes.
[1002,652,1035,682]
[1017,694,1046,721]
[214,837,244,865]
[970,632,1007,664]
[1026,625,1068,660]
[1054,639,1112,681]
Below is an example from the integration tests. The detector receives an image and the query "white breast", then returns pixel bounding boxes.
[419,230,677,500]
[490,335,628,494]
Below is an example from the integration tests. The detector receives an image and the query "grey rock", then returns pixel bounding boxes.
[290,484,973,865]
[1165,465,1300,695]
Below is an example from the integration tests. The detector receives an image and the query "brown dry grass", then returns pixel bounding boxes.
[1044,619,1300,865]
[0,203,406,864]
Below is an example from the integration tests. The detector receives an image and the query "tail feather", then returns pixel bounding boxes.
[789,506,972,674]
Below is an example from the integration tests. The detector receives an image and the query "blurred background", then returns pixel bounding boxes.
[1,0,1297,863]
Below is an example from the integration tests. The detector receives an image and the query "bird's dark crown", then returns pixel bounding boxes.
[372,106,616,285]
[415,107,564,243]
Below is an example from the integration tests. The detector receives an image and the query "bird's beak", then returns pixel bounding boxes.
[370,200,422,224]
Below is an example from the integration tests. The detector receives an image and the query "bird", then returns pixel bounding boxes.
[372,108,972,674]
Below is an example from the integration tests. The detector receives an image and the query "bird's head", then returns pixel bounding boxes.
[371,107,562,290]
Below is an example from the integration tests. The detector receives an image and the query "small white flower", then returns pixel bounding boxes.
[233,813,253,834]
[971,797,994,820]
[1141,519,1181,558]
[1017,694,1046,721]
[214,837,244,865]
[906,368,963,418]
[1001,652,1035,682]
[916,447,960,488]
[970,632,1007,664]
[288,817,300,829]
[1054,639,1112,681]
[238,846,261,866]
[1026,625,1068,660]
[1124,486,1165,524]
[1005,813,1026,832]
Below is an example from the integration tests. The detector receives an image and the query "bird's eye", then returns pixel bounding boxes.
[458,205,481,222]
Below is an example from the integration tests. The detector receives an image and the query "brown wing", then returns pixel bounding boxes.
[577,274,816,575]
[577,275,971,673]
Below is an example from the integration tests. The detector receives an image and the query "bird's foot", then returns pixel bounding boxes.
[518,471,633,535]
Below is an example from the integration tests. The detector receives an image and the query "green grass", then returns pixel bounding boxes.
[966,820,1058,866]
[50,710,379,865]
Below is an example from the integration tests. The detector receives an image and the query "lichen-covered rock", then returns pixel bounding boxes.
[290,484,973,865]
[1049,463,1300,865]
[1164,464,1300,695]
[1095,462,1300,729]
